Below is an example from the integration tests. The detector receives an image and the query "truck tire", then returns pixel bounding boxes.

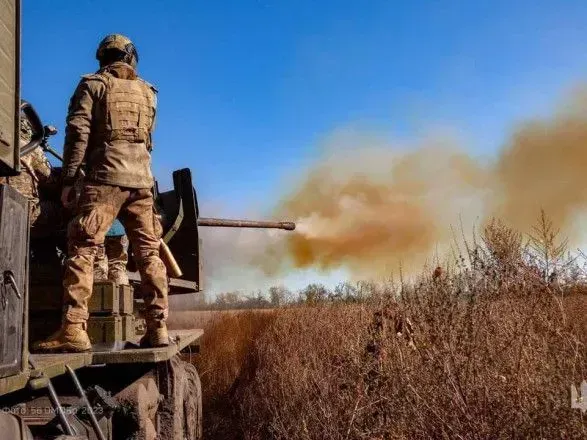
[182,362,203,440]
[114,373,160,440]
[157,356,202,440]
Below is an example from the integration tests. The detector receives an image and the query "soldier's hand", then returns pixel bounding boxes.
[61,185,75,208]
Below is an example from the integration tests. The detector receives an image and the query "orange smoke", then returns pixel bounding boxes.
[266,86,587,276]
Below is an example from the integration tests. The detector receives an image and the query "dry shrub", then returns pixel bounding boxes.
[234,297,585,438]
[194,221,587,439]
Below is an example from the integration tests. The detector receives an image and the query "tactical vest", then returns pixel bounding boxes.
[75,68,158,189]
[93,72,156,143]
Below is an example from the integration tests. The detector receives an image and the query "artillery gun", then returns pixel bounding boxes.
[0,3,295,438]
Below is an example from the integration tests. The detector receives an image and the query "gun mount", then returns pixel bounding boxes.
[151,168,295,294]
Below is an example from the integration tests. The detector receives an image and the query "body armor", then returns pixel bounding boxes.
[100,73,155,144]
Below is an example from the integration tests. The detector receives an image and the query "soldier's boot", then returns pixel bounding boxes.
[32,322,92,353]
[140,320,169,348]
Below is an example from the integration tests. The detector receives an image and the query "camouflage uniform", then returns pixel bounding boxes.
[34,34,168,353]
[0,117,64,238]
[105,234,130,283]
[61,61,166,327]
[15,111,129,277]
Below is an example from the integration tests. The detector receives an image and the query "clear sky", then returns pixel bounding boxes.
[21,0,587,294]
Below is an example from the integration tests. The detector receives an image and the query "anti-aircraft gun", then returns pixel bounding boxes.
[0,3,295,439]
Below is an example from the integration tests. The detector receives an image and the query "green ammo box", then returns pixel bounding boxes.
[88,316,123,343]
[89,282,134,315]
[87,315,136,343]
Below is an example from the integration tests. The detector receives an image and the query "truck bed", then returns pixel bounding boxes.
[0,329,202,397]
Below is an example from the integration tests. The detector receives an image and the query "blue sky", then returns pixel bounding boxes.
[21,0,587,294]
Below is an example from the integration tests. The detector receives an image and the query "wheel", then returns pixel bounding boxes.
[157,355,203,440]
[182,362,203,440]
[113,372,160,440]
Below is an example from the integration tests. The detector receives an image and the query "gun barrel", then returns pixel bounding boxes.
[197,217,296,231]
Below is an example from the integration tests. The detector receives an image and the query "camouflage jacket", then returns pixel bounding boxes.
[62,62,157,189]
[0,118,52,202]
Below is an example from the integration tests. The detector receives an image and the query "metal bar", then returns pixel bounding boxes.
[65,365,107,440]
[197,217,296,230]
[46,377,76,436]
[28,358,75,436]
[43,144,63,162]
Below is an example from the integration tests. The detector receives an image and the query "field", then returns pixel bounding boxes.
[168,221,587,440]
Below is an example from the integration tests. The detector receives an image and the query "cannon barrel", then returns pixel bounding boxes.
[197,217,296,231]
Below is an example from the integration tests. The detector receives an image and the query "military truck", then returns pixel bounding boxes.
[0,2,295,439]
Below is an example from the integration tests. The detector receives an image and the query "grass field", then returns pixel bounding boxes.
[168,221,587,440]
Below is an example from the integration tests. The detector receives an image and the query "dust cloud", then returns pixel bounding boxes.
[261,86,587,277]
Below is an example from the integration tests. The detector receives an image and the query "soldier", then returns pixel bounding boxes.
[94,220,130,286]
[34,34,169,353]
[2,113,65,238]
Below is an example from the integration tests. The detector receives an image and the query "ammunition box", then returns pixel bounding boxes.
[89,282,134,315]
[87,315,137,344]
[119,285,134,314]
[121,315,136,341]
[87,316,123,343]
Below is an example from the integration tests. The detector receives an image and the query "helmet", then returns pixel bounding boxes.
[95,34,139,67]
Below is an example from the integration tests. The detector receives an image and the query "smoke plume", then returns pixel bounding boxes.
[199,86,587,293]
[260,86,587,277]
[491,86,587,232]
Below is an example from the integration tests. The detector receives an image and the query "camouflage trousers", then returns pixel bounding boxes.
[63,183,168,324]
[93,235,130,285]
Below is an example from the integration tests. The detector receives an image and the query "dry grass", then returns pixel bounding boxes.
[169,309,277,439]
[175,221,587,439]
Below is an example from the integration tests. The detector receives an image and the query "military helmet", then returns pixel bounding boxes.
[95,33,139,67]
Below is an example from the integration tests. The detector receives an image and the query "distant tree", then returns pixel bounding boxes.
[244,290,271,309]
[269,285,293,307]
[300,283,329,305]
[214,291,243,308]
